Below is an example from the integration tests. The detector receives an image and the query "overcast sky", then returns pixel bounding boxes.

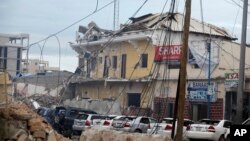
[0,0,249,72]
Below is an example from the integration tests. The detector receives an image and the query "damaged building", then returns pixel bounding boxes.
[14,71,74,107]
[70,13,250,121]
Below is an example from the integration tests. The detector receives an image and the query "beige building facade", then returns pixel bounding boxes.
[70,13,250,121]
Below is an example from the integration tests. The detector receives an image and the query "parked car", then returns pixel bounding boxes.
[111,116,136,131]
[37,107,54,125]
[147,117,194,140]
[72,113,105,135]
[52,106,97,136]
[186,119,231,141]
[113,116,157,133]
[96,115,118,129]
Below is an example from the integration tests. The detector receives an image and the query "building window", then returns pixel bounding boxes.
[16,60,20,75]
[112,56,117,69]
[103,56,109,77]
[17,48,21,59]
[140,54,148,68]
[167,103,174,118]
[0,47,7,69]
[121,54,126,78]
[128,93,140,107]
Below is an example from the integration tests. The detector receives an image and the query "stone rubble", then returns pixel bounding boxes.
[0,101,71,141]
[79,128,172,141]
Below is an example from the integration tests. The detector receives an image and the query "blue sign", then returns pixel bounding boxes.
[187,81,217,102]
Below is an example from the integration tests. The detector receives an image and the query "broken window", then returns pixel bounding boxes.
[112,56,117,69]
[140,54,148,68]
[188,49,200,69]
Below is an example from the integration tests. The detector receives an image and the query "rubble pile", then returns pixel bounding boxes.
[63,99,121,115]
[80,128,172,141]
[0,102,71,141]
[26,94,59,107]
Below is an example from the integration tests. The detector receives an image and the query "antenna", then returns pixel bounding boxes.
[113,0,119,30]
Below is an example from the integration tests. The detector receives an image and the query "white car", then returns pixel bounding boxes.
[92,115,118,129]
[147,117,194,140]
[186,119,231,141]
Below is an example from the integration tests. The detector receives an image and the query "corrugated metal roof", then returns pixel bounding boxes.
[123,13,234,39]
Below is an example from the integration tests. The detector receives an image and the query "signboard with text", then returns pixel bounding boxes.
[224,73,239,91]
[187,81,217,102]
[154,45,181,63]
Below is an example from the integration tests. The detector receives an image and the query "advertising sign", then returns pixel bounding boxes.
[154,45,181,63]
[224,73,239,91]
[187,81,217,102]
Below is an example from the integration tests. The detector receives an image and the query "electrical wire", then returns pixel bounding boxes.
[28,1,114,48]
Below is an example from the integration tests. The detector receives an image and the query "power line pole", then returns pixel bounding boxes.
[207,38,212,119]
[175,0,191,141]
[236,0,248,124]
[113,0,119,30]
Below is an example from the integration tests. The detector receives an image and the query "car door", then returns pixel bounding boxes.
[140,117,150,133]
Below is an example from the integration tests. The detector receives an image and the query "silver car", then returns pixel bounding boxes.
[129,116,158,133]
[111,116,157,133]
[72,113,105,135]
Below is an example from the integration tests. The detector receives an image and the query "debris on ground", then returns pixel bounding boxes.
[79,128,172,141]
[0,101,71,141]
[63,99,121,115]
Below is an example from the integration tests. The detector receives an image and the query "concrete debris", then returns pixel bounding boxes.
[79,128,172,141]
[0,102,71,141]
[63,99,121,115]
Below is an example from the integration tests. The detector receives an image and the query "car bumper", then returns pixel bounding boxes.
[72,125,84,131]
[186,131,215,140]
[111,127,131,132]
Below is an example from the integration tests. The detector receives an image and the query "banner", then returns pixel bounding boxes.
[154,45,181,63]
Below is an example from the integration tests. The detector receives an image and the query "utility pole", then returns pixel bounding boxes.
[207,38,212,119]
[236,0,248,124]
[175,0,191,141]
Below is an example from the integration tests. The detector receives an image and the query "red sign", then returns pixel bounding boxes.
[154,45,182,62]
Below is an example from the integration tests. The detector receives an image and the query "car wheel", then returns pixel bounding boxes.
[135,129,142,133]
[218,135,225,141]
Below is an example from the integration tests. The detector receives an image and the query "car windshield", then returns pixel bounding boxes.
[161,119,173,124]
[198,119,220,126]
[91,115,105,120]
[76,113,88,120]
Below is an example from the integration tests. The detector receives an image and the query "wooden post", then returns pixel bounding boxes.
[175,0,191,141]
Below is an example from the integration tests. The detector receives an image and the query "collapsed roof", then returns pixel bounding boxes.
[71,12,235,52]
[121,13,234,39]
